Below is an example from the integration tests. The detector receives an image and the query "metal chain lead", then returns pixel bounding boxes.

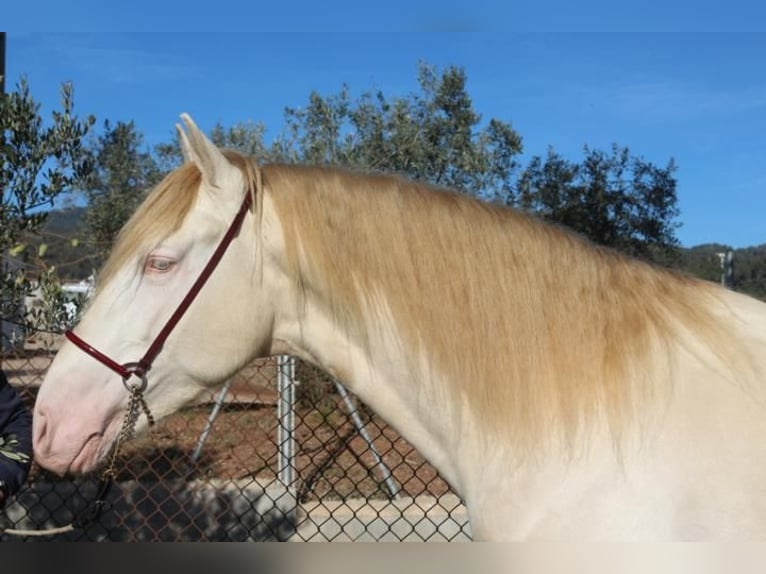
[1,388,155,537]
[103,386,155,480]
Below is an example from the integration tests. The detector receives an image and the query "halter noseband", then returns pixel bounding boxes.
[66,191,253,393]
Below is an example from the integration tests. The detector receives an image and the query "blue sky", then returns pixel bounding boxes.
[5,31,766,248]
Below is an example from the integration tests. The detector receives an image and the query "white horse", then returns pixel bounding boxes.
[33,114,766,540]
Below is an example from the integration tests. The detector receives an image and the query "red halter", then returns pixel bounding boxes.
[66,191,253,392]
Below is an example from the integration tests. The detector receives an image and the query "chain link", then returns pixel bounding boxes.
[102,387,155,481]
[1,387,154,537]
[3,356,468,541]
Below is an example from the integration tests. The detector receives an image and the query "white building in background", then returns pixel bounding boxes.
[25,275,95,328]
[60,276,95,323]
[9,276,95,352]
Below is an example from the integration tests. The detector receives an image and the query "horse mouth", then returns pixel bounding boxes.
[66,415,122,475]
[67,432,107,474]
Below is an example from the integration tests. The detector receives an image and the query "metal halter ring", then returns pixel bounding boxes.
[120,362,148,393]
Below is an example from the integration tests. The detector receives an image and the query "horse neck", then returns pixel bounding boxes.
[266,248,466,493]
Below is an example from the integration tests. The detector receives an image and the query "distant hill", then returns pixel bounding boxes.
[675,243,766,301]
[675,243,732,284]
[34,208,766,301]
[734,244,766,300]
[43,206,87,235]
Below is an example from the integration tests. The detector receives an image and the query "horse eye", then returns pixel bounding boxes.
[146,257,174,273]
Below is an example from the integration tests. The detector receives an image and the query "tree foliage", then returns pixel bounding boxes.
[210,120,279,161]
[81,120,161,262]
[729,245,766,300]
[1,79,93,252]
[517,145,680,260]
[1,78,94,344]
[277,63,524,201]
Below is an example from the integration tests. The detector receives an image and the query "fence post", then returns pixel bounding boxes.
[335,381,400,499]
[190,379,233,465]
[277,355,296,492]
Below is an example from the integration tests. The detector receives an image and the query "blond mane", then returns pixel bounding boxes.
[262,163,747,453]
[99,151,750,455]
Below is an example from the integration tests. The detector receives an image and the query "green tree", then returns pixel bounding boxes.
[277,63,523,200]
[517,145,680,260]
[82,120,161,262]
[154,138,184,175]
[1,78,94,346]
[210,120,278,160]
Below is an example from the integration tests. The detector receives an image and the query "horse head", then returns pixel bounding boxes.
[33,115,275,475]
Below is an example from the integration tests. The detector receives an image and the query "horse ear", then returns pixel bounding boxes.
[178,113,233,188]
[175,123,194,164]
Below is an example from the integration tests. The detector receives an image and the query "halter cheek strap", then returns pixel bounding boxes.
[65,191,253,392]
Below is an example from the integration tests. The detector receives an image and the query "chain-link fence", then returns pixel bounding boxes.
[0,331,471,541]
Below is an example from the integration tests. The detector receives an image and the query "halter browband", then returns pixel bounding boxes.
[66,191,253,391]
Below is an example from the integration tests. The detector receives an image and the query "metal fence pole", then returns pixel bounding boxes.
[335,381,400,499]
[277,355,296,492]
[190,379,233,464]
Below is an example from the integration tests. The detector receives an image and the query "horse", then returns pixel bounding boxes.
[32,114,766,540]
